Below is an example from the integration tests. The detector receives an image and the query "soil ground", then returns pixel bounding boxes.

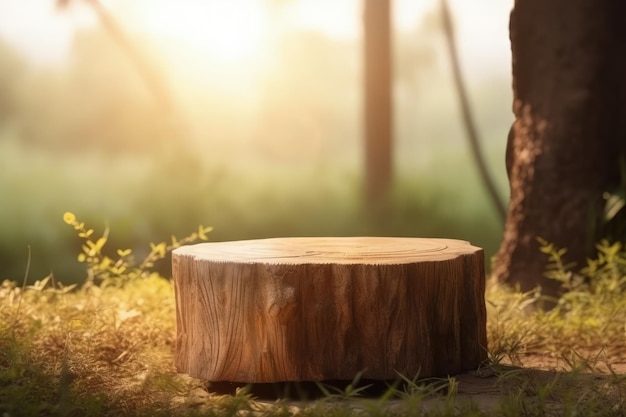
[178,356,626,413]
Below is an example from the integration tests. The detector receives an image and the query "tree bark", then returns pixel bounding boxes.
[495,0,626,297]
[173,237,487,383]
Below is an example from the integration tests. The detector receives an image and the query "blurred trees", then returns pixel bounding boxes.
[7,29,163,154]
[0,2,511,282]
[0,1,448,162]
[57,0,172,112]
[363,0,393,209]
[0,39,23,122]
[440,0,506,220]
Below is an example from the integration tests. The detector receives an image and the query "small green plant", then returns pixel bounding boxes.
[0,213,216,416]
[597,153,626,242]
[533,237,626,371]
[539,237,626,306]
[63,211,212,287]
[314,371,374,402]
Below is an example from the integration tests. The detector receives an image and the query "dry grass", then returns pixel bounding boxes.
[3,233,626,416]
[487,240,626,374]
[1,275,189,416]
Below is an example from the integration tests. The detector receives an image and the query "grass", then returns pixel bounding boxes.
[3,220,626,416]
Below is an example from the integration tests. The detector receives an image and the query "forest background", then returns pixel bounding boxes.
[0,0,513,283]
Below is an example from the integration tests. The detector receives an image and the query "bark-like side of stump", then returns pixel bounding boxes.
[173,237,487,383]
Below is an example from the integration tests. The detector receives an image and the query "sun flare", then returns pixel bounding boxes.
[142,1,268,65]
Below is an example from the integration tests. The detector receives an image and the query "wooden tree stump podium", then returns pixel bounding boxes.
[173,237,487,383]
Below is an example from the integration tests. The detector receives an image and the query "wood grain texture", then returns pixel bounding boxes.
[173,237,487,383]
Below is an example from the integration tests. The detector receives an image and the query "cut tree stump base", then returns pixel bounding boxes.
[173,237,487,383]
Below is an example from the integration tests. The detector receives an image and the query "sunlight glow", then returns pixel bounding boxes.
[0,0,512,78]
[141,1,268,65]
[283,0,359,39]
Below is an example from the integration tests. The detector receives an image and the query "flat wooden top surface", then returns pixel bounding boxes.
[174,237,481,265]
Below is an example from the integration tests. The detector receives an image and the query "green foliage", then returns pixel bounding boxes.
[0,214,214,415]
[0,138,505,284]
[539,238,626,308]
[514,238,626,369]
[314,371,374,401]
[63,211,212,287]
[593,153,626,243]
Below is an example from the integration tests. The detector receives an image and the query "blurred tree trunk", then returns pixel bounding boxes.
[440,0,506,221]
[58,0,172,113]
[363,0,393,210]
[494,0,626,297]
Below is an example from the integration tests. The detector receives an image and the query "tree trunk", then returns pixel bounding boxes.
[495,0,626,297]
[173,237,487,383]
[363,0,393,210]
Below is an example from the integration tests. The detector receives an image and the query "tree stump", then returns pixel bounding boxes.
[173,237,487,383]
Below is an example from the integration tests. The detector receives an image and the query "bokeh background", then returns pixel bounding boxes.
[0,0,513,283]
